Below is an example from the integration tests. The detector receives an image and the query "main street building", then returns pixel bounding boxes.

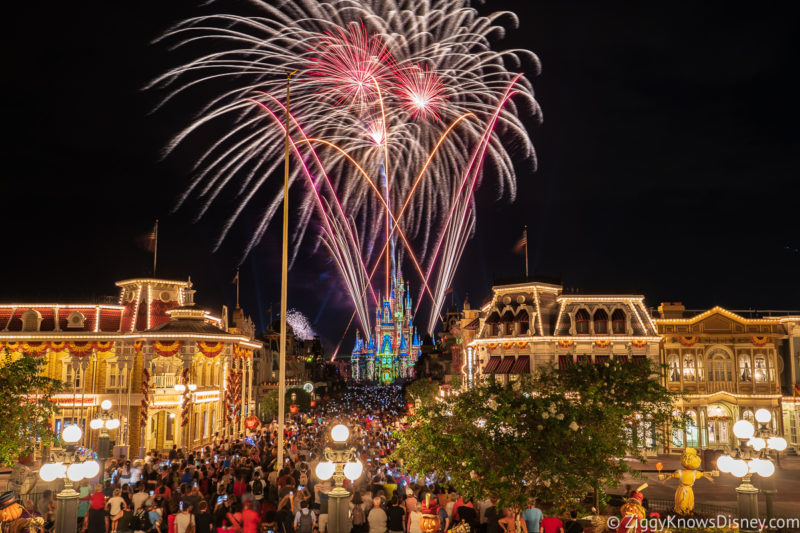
[0,277,261,458]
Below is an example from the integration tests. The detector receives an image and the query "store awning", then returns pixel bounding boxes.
[497,357,515,374]
[511,356,530,374]
[483,356,501,373]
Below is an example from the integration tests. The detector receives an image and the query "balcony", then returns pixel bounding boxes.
[153,373,180,389]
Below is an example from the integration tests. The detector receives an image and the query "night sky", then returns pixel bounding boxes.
[5,1,799,352]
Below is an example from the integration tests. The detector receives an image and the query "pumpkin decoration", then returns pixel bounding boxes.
[309,400,316,408]
[244,416,260,431]
[289,404,299,414]
[419,514,439,533]
[0,492,23,523]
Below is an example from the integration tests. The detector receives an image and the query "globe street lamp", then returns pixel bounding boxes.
[39,425,100,533]
[717,410,786,532]
[315,424,363,533]
[90,400,120,464]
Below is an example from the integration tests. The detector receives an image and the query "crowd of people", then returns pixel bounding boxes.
[29,384,582,533]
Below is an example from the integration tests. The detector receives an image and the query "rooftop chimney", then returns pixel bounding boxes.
[658,301,685,319]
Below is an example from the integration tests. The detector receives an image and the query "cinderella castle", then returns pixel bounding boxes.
[350,268,421,384]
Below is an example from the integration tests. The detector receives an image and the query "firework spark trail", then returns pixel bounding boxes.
[154,0,541,334]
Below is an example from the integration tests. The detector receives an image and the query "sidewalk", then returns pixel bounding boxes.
[614,454,800,517]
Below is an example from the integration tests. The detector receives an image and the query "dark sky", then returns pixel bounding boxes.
[5,1,799,353]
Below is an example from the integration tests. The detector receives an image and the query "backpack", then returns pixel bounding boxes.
[297,511,314,533]
[131,509,150,532]
[251,480,264,497]
[352,505,365,526]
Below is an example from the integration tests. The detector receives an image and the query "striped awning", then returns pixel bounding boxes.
[511,356,530,374]
[496,357,515,374]
[483,356,501,373]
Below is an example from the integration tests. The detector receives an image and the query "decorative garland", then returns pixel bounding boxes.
[141,367,151,429]
[631,340,648,348]
[153,340,183,358]
[516,341,528,349]
[751,336,770,347]
[198,341,224,358]
[557,339,574,348]
[1,342,20,353]
[20,341,48,357]
[133,340,144,354]
[180,367,192,427]
[487,342,499,350]
[67,341,94,357]
[595,340,611,348]
[94,341,114,353]
[501,341,514,350]
[49,341,68,353]
[233,343,251,359]
[678,336,698,347]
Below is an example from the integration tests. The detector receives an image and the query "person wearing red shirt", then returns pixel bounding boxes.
[541,515,564,533]
[233,476,247,499]
[242,501,260,533]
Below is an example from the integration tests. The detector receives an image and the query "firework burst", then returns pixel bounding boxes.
[152,0,541,335]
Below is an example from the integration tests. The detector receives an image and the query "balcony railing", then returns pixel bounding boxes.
[153,373,179,389]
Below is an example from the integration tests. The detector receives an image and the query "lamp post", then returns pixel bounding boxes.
[315,424,364,533]
[717,409,787,532]
[90,400,120,464]
[39,425,101,533]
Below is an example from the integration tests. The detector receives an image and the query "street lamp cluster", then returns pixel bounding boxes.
[39,425,101,533]
[314,424,364,533]
[90,400,120,462]
[717,408,787,529]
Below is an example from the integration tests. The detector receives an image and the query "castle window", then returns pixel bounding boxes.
[575,309,590,334]
[683,354,696,381]
[753,355,768,382]
[668,354,680,382]
[612,309,626,334]
[593,309,608,334]
[709,353,732,382]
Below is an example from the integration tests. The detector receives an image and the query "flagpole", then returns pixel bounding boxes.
[153,219,159,276]
[236,268,240,309]
[524,225,529,279]
[278,70,296,471]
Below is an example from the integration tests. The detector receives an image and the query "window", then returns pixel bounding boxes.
[558,355,573,370]
[501,312,515,335]
[683,354,696,381]
[612,309,626,334]
[517,310,530,335]
[616,354,628,363]
[668,354,680,382]
[739,355,752,382]
[203,412,209,438]
[64,363,82,389]
[595,355,610,365]
[593,309,608,334]
[575,309,590,334]
[686,410,699,447]
[708,354,732,382]
[671,410,684,448]
[742,409,754,422]
[107,362,127,390]
[753,355,768,383]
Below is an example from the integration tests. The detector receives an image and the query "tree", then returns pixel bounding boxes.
[393,358,679,509]
[404,378,440,406]
[258,387,312,419]
[0,351,63,466]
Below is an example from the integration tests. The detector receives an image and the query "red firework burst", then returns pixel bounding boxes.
[307,22,396,106]
[394,63,447,122]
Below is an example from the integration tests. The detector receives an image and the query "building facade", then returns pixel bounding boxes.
[0,278,261,458]
[350,270,421,384]
[655,303,800,453]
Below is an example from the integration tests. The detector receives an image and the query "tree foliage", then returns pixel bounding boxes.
[0,351,63,466]
[404,378,440,405]
[393,358,679,509]
[259,387,313,419]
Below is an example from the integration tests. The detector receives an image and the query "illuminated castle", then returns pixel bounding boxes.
[350,269,421,384]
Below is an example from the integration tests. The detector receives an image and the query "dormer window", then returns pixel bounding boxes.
[66,311,86,329]
[575,309,590,334]
[612,309,626,334]
[517,309,530,335]
[21,309,42,332]
[593,309,608,334]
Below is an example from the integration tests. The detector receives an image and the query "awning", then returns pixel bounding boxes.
[483,356,501,373]
[496,357,515,374]
[511,356,530,374]
[485,312,501,324]
[501,311,515,323]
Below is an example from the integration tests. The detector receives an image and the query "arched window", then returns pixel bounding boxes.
[593,309,608,334]
[575,309,590,334]
[739,355,752,382]
[668,354,680,382]
[517,310,530,335]
[753,355,768,382]
[671,410,685,448]
[501,311,515,336]
[683,354,696,381]
[485,312,500,337]
[709,353,732,382]
[742,409,754,422]
[686,410,699,447]
[612,309,626,334]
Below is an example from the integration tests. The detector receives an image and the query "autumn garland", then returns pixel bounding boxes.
[141,367,151,429]
[678,336,698,347]
[751,336,770,347]
[181,367,192,427]
[153,340,183,358]
[198,341,224,358]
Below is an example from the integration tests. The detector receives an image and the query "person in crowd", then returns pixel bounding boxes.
[241,501,260,533]
[522,500,543,533]
[112,501,135,533]
[387,494,406,533]
[406,502,422,533]
[174,502,194,533]
[367,497,388,533]
[293,500,314,533]
[541,514,564,533]
[85,491,110,533]
[499,508,526,533]
[563,511,583,533]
